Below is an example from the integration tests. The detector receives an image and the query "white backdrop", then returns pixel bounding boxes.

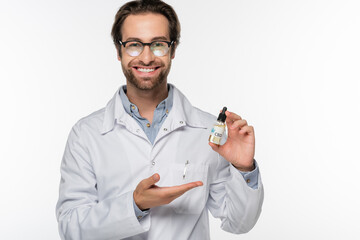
[1,0,359,239]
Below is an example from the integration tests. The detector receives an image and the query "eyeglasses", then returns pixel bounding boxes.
[119,40,174,57]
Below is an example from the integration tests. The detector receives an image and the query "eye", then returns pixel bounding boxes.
[127,42,141,47]
[154,42,163,47]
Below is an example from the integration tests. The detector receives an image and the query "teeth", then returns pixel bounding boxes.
[137,68,155,73]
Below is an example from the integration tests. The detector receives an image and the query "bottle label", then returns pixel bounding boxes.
[209,125,225,145]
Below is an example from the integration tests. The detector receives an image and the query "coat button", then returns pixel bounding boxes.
[146,123,150,128]
[163,128,168,131]
[152,161,155,165]
[180,121,184,124]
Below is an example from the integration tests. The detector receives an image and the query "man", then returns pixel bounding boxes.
[56,0,264,239]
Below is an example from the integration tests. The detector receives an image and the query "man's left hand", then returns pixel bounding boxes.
[209,110,255,172]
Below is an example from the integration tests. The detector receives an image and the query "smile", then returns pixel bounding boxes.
[137,68,156,73]
[132,66,161,74]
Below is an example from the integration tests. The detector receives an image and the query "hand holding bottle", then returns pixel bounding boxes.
[209,109,255,172]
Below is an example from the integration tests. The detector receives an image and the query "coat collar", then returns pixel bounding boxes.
[101,84,207,135]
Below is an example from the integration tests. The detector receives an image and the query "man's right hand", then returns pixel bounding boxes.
[133,173,203,211]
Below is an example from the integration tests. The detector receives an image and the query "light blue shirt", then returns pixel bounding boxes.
[119,85,173,145]
[119,84,259,219]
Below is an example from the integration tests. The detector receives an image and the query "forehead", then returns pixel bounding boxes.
[121,13,170,41]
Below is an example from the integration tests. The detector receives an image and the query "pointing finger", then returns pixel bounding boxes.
[224,111,242,128]
[226,111,242,121]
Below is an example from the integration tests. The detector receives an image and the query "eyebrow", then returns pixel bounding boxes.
[124,36,170,42]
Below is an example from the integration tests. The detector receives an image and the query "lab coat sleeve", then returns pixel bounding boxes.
[206,155,264,234]
[56,124,150,240]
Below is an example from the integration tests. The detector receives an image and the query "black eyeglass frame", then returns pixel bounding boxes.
[118,40,174,56]
[119,40,174,48]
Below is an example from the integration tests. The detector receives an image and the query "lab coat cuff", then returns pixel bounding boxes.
[125,191,151,233]
[132,192,150,221]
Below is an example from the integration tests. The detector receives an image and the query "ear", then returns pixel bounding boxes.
[170,42,177,59]
[116,47,122,61]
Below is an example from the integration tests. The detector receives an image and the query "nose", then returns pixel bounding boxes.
[138,45,155,65]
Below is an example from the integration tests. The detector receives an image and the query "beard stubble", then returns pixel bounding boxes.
[122,60,171,91]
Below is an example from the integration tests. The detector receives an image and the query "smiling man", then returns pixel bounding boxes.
[119,14,172,91]
[56,1,264,239]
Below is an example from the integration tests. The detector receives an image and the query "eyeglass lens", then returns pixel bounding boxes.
[125,42,169,57]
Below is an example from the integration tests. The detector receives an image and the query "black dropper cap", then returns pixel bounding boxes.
[217,107,227,122]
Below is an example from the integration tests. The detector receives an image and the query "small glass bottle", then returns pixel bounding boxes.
[209,107,227,145]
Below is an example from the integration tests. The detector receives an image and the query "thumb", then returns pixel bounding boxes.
[209,142,221,153]
[141,173,160,189]
[209,142,227,158]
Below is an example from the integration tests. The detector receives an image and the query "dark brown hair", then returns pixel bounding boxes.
[111,0,180,57]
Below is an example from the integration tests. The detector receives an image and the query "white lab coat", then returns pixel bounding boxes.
[56,85,264,240]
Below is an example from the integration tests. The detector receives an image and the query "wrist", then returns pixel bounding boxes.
[233,162,255,172]
[133,191,146,211]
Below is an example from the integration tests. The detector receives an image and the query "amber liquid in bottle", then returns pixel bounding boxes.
[209,107,227,145]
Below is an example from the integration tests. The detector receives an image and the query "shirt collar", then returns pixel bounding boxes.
[101,84,207,134]
[119,84,174,118]
[119,86,133,116]
[169,85,208,129]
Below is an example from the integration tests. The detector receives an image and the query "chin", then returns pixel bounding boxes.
[129,75,166,90]
[133,80,162,90]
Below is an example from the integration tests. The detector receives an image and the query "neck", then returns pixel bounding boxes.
[125,81,168,124]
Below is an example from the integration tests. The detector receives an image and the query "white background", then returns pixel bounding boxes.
[1,0,359,239]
